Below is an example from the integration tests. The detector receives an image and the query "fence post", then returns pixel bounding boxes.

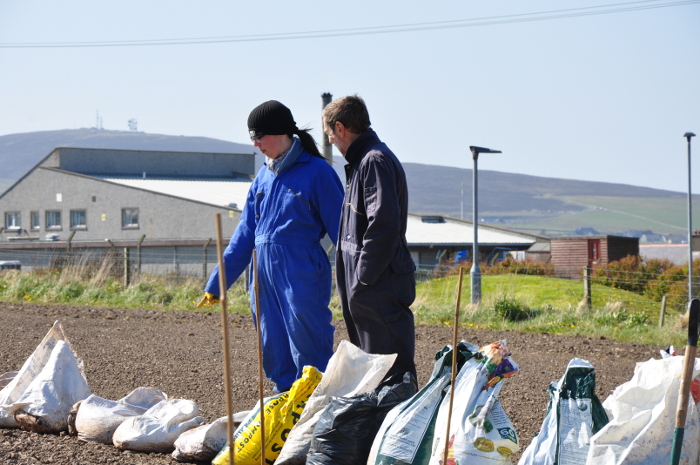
[583,266,592,308]
[123,247,130,288]
[137,234,145,275]
[203,238,212,283]
[66,231,76,267]
[659,295,667,328]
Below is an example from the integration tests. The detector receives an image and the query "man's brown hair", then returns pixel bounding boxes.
[322,94,371,134]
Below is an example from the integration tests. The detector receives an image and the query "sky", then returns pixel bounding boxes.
[1,0,699,193]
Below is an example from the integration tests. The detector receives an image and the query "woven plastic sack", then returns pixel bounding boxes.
[518,358,608,465]
[276,340,396,465]
[172,411,249,463]
[0,320,89,430]
[429,340,520,465]
[367,341,478,465]
[74,387,167,443]
[213,365,323,465]
[112,399,204,452]
[587,356,700,465]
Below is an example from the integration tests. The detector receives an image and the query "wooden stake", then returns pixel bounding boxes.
[215,213,235,465]
[252,250,266,465]
[671,298,700,465]
[443,267,464,465]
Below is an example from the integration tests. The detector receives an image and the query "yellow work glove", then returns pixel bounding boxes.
[196,292,220,308]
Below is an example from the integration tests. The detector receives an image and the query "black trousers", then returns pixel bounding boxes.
[336,250,417,384]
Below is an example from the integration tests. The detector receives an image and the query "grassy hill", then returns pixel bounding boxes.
[2,129,696,237]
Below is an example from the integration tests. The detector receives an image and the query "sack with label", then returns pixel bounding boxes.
[0,321,91,432]
[213,365,323,465]
[367,341,478,465]
[429,340,520,465]
[587,356,700,465]
[307,372,417,465]
[72,387,167,443]
[518,358,609,465]
[112,399,205,453]
[172,411,249,463]
[276,340,396,465]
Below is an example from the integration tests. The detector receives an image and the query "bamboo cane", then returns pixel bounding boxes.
[215,213,235,465]
[443,267,465,465]
[252,250,266,465]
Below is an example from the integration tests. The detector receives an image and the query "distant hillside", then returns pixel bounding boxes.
[1,129,695,236]
[0,129,258,180]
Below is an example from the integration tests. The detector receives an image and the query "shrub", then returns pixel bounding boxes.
[594,255,675,294]
[485,258,555,276]
[493,295,532,322]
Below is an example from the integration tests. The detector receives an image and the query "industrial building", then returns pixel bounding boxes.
[1,147,549,277]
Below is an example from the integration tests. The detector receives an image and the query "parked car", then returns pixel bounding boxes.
[0,261,21,271]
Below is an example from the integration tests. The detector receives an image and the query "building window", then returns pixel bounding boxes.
[70,210,87,229]
[122,208,139,228]
[30,211,40,230]
[5,212,20,230]
[46,211,61,230]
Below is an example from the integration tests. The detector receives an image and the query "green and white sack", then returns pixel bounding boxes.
[367,342,477,465]
[518,358,608,465]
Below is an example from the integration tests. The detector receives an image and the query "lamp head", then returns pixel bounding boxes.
[685,132,696,139]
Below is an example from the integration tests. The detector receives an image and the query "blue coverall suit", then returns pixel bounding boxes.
[205,138,344,391]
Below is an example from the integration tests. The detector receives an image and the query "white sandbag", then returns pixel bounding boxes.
[113,398,205,453]
[75,387,167,443]
[518,358,609,465]
[5,339,91,433]
[0,371,18,389]
[275,340,397,465]
[429,340,520,465]
[587,356,700,465]
[0,320,85,428]
[172,411,250,463]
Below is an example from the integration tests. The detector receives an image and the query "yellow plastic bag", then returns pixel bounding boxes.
[213,366,322,465]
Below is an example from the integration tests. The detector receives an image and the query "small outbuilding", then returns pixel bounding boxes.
[550,235,639,278]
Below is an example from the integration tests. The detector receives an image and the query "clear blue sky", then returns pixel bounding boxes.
[1,1,698,192]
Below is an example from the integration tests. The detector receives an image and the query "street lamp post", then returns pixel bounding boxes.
[469,145,501,304]
[687,132,696,303]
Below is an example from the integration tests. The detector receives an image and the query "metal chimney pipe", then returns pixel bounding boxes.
[321,92,333,165]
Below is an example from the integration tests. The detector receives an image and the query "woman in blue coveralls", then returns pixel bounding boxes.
[197,100,344,392]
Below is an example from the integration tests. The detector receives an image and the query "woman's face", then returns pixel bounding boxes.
[254,134,292,159]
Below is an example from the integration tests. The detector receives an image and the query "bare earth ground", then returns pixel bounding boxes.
[0,302,664,464]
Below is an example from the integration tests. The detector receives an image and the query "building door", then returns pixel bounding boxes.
[588,239,601,267]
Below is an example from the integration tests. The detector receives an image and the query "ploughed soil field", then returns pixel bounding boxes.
[1,302,665,464]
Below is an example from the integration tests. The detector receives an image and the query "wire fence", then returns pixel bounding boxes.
[1,248,695,318]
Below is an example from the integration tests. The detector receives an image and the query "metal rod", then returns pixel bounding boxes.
[443,267,465,465]
[471,152,481,304]
[252,249,266,465]
[689,136,694,303]
[215,213,235,465]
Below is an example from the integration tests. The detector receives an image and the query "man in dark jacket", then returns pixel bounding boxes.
[323,95,417,386]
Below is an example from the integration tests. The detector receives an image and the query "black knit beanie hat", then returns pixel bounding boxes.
[247,100,298,137]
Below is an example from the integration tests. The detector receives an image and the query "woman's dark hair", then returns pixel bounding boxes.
[292,128,323,159]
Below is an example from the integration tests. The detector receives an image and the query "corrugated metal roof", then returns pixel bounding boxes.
[94,179,538,247]
[103,178,251,209]
[405,215,536,246]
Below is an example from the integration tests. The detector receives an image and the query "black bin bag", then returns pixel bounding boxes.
[306,372,416,465]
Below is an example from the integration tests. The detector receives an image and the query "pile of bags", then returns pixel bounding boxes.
[0,321,208,454]
[6,320,700,465]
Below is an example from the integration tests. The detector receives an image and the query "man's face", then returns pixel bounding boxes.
[323,120,350,157]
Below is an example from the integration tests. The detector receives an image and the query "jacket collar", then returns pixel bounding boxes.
[265,137,308,176]
[344,129,381,167]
